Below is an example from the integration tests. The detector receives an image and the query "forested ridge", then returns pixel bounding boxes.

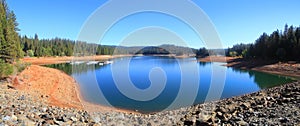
[227,24,300,61]
[0,0,194,59]
[1,0,300,65]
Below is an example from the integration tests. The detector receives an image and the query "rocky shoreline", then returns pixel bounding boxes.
[179,81,300,125]
[1,80,299,125]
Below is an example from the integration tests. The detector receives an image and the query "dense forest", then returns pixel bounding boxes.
[227,24,300,61]
[115,44,197,56]
[20,35,116,57]
[1,0,300,78]
[135,46,170,55]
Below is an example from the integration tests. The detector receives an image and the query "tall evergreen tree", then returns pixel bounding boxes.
[0,0,22,62]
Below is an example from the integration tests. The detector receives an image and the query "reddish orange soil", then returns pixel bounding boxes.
[21,55,130,65]
[14,65,137,113]
[15,65,83,109]
[198,56,235,63]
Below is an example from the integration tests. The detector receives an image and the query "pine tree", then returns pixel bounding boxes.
[0,0,23,62]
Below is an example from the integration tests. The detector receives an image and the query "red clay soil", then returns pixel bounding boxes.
[13,65,137,113]
[198,56,235,63]
[14,65,83,109]
[21,55,130,65]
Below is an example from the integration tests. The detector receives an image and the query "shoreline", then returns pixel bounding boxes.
[72,76,140,114]
[179,81,300,125]
[0,55,299,125]
[16,65,139,114]
[21,55,132,65]
[19,55,300,113]
[21,54,195,65]
[199,56,300,78]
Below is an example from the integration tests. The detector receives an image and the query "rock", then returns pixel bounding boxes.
[219,105,227,113]
[191,117,196,123]
[70,116,78,122]
[42,107,47,112]
[282,98,291,103]
[17,95,25,100]
[2,116,11,121]
[7,85,15,89]
[54,120,64,125]
[11,115,17,121]
[198,114,212,122]
[237,120,248,126]
[40,114,51,119]
[183,120,194,125]
[216,111,222,117]
[241,102,251,108]
[93,117,100,123]
[23,120,35,126]
[279,117,289,123]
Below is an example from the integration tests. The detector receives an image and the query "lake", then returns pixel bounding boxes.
[46,56,296,113]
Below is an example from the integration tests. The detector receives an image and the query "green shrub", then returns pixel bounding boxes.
[15,60,31,73]
[0,59,13,78]
[26,50,35,57]
[229,51,238,57]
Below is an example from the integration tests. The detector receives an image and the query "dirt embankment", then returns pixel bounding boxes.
[14,65,83,109]
[21,55,130,65]
[12,64,136,114]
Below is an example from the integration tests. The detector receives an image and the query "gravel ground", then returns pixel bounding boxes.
[179,81,300,126]
[0,81,299,126]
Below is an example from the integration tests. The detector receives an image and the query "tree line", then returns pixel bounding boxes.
[227,24,300,61]
[20,34,116,57]
[2,0,300,63]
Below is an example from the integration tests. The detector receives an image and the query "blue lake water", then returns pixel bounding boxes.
[46,56,296,113]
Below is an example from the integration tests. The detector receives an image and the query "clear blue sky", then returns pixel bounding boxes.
[6,0,300,48]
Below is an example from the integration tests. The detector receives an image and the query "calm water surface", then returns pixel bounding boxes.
[46,56,296,113]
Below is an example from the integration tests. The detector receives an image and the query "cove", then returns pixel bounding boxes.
[45,56,296,113]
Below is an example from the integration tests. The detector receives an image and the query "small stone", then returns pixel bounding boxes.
[93,117,100,123]
[279,117,289,123]
[42,107,47,112]
[217,112,222,117]
[282,98,291,103]
[241,102,251,108]
[54,120,64,125]
[70,116,78,122]
[40,114,51,119]
[62,116,69,122]
[18,95,25,100]
[237,120,248,126]
[2,116,11,121]
[11,115,17,121]
[44,120,53,125]
[18,111,24,115]
[23,120,35,126]
[199,114,211,122]
[191,117,196,123]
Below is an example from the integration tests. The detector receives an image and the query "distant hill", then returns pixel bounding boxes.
[114,44,197,56]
